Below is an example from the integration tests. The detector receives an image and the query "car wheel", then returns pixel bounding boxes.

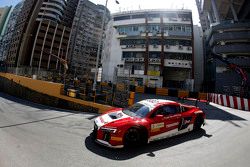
[124,127,145,147]
[193,115,204,131]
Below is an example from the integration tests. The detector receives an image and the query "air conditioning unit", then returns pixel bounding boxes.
[153,45,158,48]
[179,45,183,50]
[125,58,130,61]
[134,58,140,62]
[187,46,192,50]
[155,59,161,63]
[149,58,154,62]
[141,45,145,48]
[139,58,144,62]
[133,45,136,48]
[165,45,170,49]
[170,18,178,21]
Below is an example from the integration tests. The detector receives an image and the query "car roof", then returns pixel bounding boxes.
[138,99,178,109]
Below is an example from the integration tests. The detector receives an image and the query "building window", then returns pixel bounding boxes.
[131,14,146,19]
[114,15,130,21]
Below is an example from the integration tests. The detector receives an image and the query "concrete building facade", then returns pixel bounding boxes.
[0,2,24,61]
[0,6,12,36]
[102,9,194,90]
[69,0,110,79]
[196,0,250,97]
[5,0,78,77]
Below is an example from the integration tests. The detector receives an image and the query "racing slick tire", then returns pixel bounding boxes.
[124,127,147,147]
[193,115,204,131]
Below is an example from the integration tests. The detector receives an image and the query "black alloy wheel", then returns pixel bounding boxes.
[124,128,141,147]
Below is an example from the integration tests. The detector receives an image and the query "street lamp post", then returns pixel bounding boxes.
[92,0,119,91]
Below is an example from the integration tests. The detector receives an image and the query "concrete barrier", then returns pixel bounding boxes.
[208,93,250,111]
[178,90,189,98]
[135,86,144,93]
[198,92,207,100]
[0,73,113,113]
[156,88,168,96]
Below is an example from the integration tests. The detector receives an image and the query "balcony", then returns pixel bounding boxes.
[164,59,192,68]
[163,18,191,24]
[212,44,250,55]
[120,45,146,52]
[148,17,161,23]
[209,31,250,46]
[117,32,127,38]
[113,18,145,26]
[117,69,144,77]
[164,45,192,54]
[134,58,145,62]
[168,30,192,37]
[149,58,161,64]
[148,45,161,52]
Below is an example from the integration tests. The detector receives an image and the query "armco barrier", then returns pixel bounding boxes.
[208,93,250,111]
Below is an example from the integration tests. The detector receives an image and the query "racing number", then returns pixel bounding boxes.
[178,117,192,131]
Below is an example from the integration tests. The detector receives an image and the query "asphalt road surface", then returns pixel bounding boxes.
[0,92,250,167]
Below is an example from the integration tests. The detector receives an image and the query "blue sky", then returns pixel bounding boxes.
[0,0,21,7]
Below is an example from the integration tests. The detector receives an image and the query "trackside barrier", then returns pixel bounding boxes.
[198,92,207,100]
[208,93,250,111]
[135,86,145,93]
[178,90,189,98]
[0,73,113,113]
[156,88,168,96]
[128,92,135,106]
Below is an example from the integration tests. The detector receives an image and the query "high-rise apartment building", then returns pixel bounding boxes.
[69,0,110,79]
[5,0,79,76]
[102,9,194,90]
[0,1,24,61]
[0,6,12,35]
[196,0,250,96]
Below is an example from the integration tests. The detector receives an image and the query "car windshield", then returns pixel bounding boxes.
[122,103,150,118]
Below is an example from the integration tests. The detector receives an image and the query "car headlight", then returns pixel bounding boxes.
[100,127,117,133]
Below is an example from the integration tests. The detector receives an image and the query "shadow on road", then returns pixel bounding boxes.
[0,92,94,115]
[85,128,210,160]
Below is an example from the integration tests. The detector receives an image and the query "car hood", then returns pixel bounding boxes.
[95,110,131,128]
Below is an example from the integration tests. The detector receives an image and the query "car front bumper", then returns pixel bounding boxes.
[95,139,124,148]
[93,123,124,148]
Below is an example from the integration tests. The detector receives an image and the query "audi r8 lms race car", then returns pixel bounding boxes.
[92,99,205,148]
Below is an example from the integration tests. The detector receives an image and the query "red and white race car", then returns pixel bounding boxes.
[92,99,205,148]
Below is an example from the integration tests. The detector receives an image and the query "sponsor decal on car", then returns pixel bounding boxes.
[166,122,179,128]
[151,122,164,132]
